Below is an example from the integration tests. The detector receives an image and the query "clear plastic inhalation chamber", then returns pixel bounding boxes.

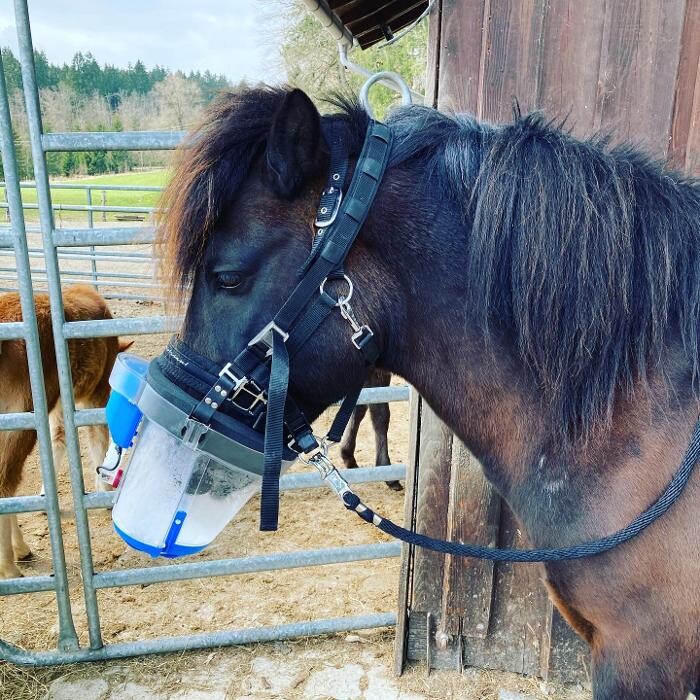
[104,353,290,558]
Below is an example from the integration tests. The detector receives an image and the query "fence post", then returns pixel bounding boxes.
[0,49,80,652]
[101,188,106,222]
[85,187,98,289]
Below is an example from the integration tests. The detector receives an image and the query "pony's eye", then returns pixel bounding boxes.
[216,271,245,292]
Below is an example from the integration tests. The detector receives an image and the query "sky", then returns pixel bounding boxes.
[0,0,284,83]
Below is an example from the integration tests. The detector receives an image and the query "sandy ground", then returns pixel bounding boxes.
[1,293,592,699]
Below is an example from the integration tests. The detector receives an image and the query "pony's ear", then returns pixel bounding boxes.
[118,339,134,352]
[266,89,321,199]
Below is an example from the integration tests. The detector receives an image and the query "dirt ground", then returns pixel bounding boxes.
[1,294,592,700]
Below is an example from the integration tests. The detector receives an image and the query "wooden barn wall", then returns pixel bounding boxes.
[396,0,700,682]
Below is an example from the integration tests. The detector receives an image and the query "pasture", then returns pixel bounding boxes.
[0,170,167,225]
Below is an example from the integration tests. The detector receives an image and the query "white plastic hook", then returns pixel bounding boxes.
[359,71,413,119]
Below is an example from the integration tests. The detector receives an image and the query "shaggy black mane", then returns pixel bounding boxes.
[161,87,700,439]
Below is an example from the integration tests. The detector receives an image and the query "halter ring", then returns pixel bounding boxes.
[320,274,354,307]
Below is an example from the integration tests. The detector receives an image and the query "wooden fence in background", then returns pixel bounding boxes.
[395,0,700,682]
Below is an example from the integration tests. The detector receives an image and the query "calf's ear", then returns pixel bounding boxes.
[266,89,321,199]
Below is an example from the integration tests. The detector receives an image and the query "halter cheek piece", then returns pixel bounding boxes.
[168,116,700,562]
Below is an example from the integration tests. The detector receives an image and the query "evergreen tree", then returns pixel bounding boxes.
[0,46,232,177]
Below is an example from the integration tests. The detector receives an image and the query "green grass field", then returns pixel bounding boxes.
[0,169,170,223]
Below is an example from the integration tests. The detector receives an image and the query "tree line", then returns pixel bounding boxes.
[2,4,428,182]
[2,48,232,179]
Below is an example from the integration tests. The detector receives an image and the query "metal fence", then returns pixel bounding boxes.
[0,0,409,666]
[0,181,163,301]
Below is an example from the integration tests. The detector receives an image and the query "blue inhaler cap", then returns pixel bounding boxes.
[105,353,149,448]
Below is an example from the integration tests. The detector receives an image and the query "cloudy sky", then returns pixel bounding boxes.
[0,0,285,83]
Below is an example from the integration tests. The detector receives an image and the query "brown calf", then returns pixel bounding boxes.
[0,285,129,579]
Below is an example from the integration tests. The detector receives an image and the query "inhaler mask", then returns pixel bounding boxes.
[102,352,296,558]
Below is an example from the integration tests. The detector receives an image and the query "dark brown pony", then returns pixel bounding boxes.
[158,87,700,699]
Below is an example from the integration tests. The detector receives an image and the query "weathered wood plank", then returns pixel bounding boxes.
[478,0,547,121]
[435,0,486,112]
[687,56,700,175]
[547,609,591,685]
[462,507,551,676]
[411,402,453,614]
[668,0,700,170]
[537,0,606,133]
[423,0,442,108]
[440,440,500,639]
[594,0,686,155]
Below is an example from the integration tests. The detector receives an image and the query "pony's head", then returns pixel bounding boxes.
[159,87,399,421]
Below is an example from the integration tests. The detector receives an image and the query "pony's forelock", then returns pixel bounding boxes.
[157,86,291,302]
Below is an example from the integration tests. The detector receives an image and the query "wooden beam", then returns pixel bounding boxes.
[394,388,422,675]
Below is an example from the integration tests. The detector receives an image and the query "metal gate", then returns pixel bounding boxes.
[0,0,409,665]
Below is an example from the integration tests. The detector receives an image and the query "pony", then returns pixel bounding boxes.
[340,367,401,491]
[158,87,700,699]
[0,285,131,579]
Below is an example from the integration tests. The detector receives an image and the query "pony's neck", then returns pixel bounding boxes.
[372,169,546,495]
[387,291,545,497]
[377,191,697,544]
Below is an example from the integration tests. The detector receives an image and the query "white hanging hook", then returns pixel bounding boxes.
[359,71,413,119]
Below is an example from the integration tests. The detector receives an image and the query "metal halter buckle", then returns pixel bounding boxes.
[315,187,343,228]
[218,363,266,414]
[247,321,290,358]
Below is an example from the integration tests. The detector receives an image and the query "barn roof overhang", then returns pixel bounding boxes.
[300,0,431,49]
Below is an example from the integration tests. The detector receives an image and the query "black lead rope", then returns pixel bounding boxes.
[322,416,700,562]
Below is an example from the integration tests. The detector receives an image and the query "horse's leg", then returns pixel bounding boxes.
[339,404,368,469]
[84,423,111,492]
[591,639,694,700]
[41,401,66,496]
[10,513,32,560]
[79,393,111,492]
[0,428,37,577]
[0,515,21,579]
[369,401,401,491]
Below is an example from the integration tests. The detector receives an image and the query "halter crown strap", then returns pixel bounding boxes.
[257,120,393,531]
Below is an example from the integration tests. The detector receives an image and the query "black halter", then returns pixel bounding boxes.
[175,119,393,531]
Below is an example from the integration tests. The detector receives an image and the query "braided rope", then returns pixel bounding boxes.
[340,417,700,562]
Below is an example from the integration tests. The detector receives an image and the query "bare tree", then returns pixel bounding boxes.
[152,72,203,131]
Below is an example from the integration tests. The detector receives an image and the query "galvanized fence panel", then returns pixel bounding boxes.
[0,180,162,301]
[0,47,80,653]
[0,0,410,666]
